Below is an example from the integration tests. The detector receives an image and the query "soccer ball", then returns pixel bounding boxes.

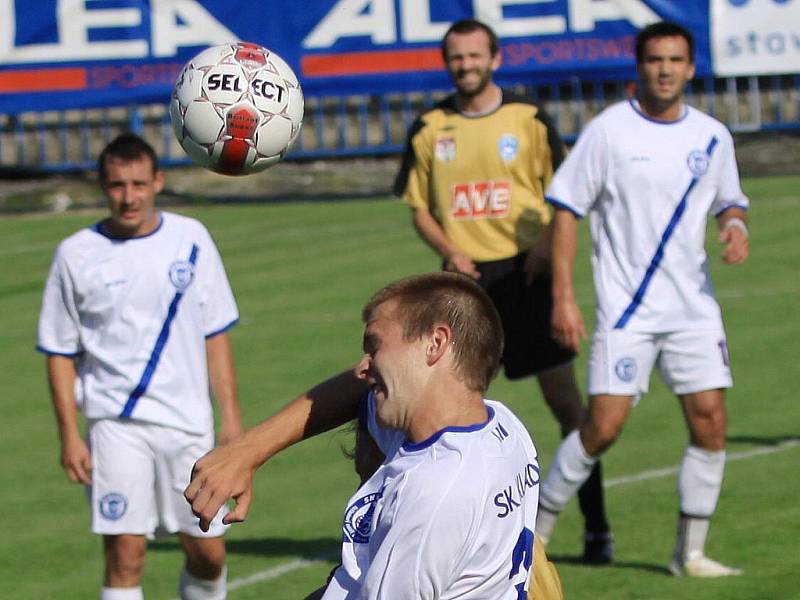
[169,42,304,176]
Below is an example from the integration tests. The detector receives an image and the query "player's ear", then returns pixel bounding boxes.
[153,170,166,193]
[491,49,502,71]
[426,324,452,366]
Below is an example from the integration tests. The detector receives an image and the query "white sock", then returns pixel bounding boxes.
[179,566,227,600]
[101,587,143,600]
[674,446,725,560]
[538,430,597,539]
[678,446,725,516]
[675,515,711,561]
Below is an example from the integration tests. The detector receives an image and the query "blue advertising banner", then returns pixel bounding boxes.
[0,1,711,114]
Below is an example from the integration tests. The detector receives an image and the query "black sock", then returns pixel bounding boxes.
[578,461,610,534]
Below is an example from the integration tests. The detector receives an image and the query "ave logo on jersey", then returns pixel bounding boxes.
[169,260,196,291]
[687,150,710,177]
[343,490,382,544]
[99,492,128,520]
[435,136,456,162]
[497,134,519,162]
[451,180,510,220]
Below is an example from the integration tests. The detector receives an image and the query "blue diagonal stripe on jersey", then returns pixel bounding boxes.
[613,136,718,329]
[119,244,199,419]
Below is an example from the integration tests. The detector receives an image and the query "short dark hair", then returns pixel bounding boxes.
[441,19,499,60]
[363,272,503,393]
[635,21,695,64]
[97,133,159,181]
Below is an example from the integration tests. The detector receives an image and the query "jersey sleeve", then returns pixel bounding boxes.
[196,225,239,338]
[394,117,434,211]
[533,106,566,187]
[545,117,608,218]
[361,469,479,599]
[709,128,749,216]
[37,245,81,356]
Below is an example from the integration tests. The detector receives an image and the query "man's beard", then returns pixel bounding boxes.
[456,68,492,98]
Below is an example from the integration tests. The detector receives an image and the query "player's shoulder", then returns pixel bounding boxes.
[52,222,109,262]
[410,95,458,136]
[161,211,214,239]
[686,105,734,137]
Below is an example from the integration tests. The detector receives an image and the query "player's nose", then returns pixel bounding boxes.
[355,355,371,380]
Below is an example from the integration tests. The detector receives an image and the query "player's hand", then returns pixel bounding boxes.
[185,439,256,532]
[523,238,552,284]
[445,252,480,279]
[719,224,749,264]
[61,436,92,485]
[551,298,586,352]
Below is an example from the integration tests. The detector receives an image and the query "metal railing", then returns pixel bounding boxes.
[1,74,798,173]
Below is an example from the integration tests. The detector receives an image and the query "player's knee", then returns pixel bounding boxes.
[582,418,623,455]
[183,538,226,578]
[104,536,146,584]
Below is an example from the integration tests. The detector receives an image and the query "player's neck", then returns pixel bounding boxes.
[405,385,487,444]
[634,95,687,122]
[457,83,502,117]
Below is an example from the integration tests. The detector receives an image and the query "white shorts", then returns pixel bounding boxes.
[587,328,733,398]
[87,419,228,538]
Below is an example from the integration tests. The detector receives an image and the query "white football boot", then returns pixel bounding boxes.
[669,550,742,577]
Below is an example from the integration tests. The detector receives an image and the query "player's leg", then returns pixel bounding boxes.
[154,424,231,598]
[537,363,613,564]
[537,394,633,543]
[659,329,740,577]
[102,535,147,598]
[177,535,228,599]
[669,388,740,577]
[90,420,158,599]
[538,329,656,545]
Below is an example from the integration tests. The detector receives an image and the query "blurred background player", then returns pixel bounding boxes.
[37,134,242,599]
[186,272,545,598]
[393,18,613,563]
[538,22,750,577]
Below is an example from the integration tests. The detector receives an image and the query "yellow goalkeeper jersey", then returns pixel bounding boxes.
[394,92,564,262]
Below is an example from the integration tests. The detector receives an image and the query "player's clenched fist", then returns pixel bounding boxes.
[185,440,256,533]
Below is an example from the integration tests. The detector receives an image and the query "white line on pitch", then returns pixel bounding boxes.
[604,438,800,488]
[186,437,799,598]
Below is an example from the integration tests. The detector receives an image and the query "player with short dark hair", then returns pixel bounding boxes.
[38,133,241,599]
[538,21,749,577]
[394,18,613,563]
[185,272,550,599]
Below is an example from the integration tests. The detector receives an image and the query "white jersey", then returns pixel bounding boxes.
[546,100,749,333]
[323,395,540,600]
[37,212,238,434]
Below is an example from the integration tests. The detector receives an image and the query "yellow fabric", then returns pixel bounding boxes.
[403,97,556,262]
[529,536,564,600]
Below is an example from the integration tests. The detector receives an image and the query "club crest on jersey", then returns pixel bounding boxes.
[435,136,456,162]
[687,150,709,177]
[99,492,128,520]
[343,490,382,544]
[169,260,195,291]
[497,134,519,162]
[615,357,638,382]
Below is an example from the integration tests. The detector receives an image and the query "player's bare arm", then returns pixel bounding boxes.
[206,332,242,445]
[411,206,480,279]
[717,206,749,265]
[550,209,586,352]
[186,369,367,532]
[46,355,92,485]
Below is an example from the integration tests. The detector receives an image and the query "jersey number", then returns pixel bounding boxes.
[509,527,534,599]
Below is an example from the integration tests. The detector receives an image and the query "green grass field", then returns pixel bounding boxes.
[2,175,798,599]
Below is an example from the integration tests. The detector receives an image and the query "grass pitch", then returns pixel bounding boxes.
[1,175,798,599]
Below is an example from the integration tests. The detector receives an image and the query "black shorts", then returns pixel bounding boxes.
[473,253,576,380]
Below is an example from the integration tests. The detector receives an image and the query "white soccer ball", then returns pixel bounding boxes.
[169,42,304,176]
